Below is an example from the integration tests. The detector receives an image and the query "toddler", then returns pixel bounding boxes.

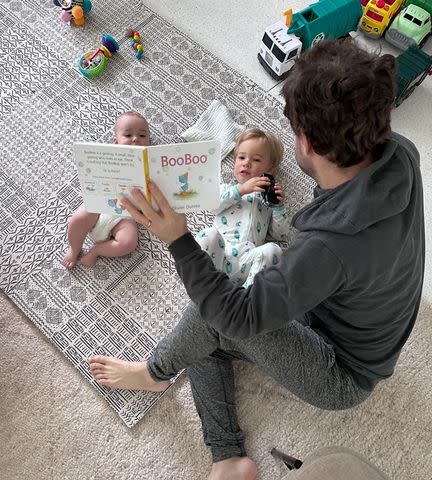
[196,127,290,287]
[62,111,150,269]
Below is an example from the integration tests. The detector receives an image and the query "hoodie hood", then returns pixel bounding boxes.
[292,133,415,235]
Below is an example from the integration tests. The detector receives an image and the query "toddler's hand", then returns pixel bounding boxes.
[274,183,285,203]
[237,176,270,196]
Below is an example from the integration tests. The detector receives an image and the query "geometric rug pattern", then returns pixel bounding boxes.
[0,0,313,426]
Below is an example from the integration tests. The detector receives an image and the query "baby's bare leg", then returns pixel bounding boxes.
[80,219,138,266]
[63,206,99,269]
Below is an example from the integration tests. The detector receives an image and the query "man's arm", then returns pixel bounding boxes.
[121,182,344,339]
[169,232,346,339]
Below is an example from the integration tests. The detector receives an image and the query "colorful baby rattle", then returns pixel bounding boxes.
[78,34,120,78]
[126,29,144,60]
[53,0,92,27]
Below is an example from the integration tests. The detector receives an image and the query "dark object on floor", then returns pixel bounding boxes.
[272,446,390,479]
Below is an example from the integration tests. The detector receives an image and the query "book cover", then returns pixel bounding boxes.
[72,140,221,216]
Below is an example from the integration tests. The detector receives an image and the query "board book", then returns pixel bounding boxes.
[72,140,221,216]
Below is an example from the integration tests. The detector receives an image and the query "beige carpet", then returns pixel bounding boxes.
[2,289,432,479]
[1,1,432,479]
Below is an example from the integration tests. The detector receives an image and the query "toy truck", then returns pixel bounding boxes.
[385,0,432,49]
[394,46,432,106]
[359,0,405,38]
[257,0,363,80]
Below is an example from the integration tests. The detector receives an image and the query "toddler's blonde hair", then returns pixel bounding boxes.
[234,128,284,168]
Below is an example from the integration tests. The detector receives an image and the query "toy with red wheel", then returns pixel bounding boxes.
[78,34,119,78]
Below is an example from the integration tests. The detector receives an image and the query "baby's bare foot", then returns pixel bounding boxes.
[80,249,98,267]
[88,355,171,391]
[62,248,80,269]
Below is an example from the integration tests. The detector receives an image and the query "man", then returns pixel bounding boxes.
[89,40,424,480]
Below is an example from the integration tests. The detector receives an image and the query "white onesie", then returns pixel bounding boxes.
[196,183,290,287]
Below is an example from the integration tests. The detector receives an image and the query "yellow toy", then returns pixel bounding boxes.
[126,29,144,60]
[359,0,404,38]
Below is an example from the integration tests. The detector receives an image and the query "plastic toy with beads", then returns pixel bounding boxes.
[53,0,92,27]
[78,34,120,78]
[127,29,144,60]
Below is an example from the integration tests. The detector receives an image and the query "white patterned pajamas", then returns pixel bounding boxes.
[196,184,290,287]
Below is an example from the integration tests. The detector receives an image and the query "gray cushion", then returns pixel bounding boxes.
[281,447,390,480]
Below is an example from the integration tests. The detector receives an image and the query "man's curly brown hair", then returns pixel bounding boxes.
[282,39,397,167]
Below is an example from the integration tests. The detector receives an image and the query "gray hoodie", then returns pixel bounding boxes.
[170,133,424,388]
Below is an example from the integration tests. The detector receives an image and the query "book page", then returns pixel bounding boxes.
[73,142,147,217]
[147,140,221,213]
[73,140,221,215]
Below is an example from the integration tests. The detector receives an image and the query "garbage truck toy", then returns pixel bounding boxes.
[358,0,404,38]
[385,0,432,49]
[394,45,432,106]
[257,0,363,80]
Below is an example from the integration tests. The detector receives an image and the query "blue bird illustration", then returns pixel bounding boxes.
[108,198,122,215]
[178,172,189,194]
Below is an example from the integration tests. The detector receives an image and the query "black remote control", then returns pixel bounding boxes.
[261,173,280,206]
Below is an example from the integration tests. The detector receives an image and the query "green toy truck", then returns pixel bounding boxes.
[394,46,432,106]
[385,0,432,49]
[258,0,431,107]
[258,0,363,80]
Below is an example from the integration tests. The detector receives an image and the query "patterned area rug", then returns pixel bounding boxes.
[0,0,313,427]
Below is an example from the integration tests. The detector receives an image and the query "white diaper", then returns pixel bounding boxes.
[88,214,123,243]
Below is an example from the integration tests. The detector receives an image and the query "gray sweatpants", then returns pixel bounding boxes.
[147,302,371,463]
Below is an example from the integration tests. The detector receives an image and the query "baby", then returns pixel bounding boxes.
[196,127,290,287]
[62,111,150,269]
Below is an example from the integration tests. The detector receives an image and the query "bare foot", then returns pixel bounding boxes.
[88,355,171,391]
[208,457,257,480]
[80,248,98,267]
[62,248,80,269]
